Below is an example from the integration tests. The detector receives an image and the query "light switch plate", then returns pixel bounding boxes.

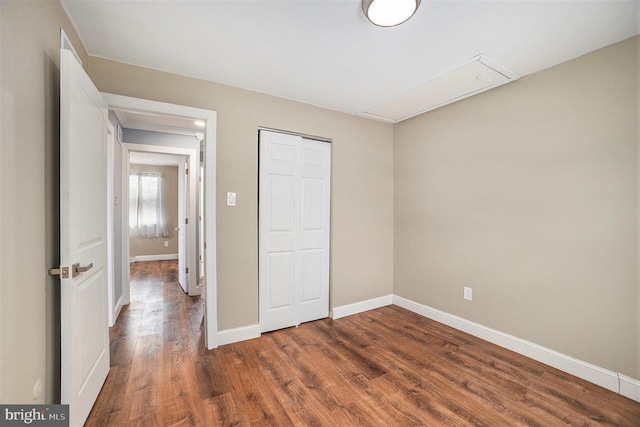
[227,192,236,207]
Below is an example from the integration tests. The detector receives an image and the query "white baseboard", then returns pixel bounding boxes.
[217,294,393,347]
[392,295,627,397]
[114,294,123,323]
[210,293,640,404]
[217,324,261,346]
[619,374,640,402]
[332,294,393,320]
[131,254,178,262]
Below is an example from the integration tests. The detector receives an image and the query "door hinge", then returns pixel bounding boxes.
[185,218,189,225]
[185,267,189,274]
[48,266,69,279]
[185,168,189,175]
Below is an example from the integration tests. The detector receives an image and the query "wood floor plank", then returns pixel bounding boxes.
[83,364,130,427]
[223,363,294,427]
[304,321,388,381]
[202,393,249,427]
[123,333,162,423]
[85,260,640,426]
[193,349,233,400]
[160,350,204,427]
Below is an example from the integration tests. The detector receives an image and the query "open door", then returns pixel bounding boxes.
[56,48,110,426]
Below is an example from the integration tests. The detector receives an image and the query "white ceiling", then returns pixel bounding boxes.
[62,0,640,121]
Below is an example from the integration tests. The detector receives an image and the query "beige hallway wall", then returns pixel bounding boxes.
[89,57,394,331]
[394,36,639,377]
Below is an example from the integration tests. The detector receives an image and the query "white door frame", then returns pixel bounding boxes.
[177,156,190,293]
[106,121,116,326]
[117,139,128,313]
[107,125,130,316]
[125,144,197,295]
[103,93,218,349]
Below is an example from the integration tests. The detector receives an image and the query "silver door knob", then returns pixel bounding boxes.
[72,262,93,278]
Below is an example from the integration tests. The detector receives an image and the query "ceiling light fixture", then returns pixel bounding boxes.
[362,0,421,27]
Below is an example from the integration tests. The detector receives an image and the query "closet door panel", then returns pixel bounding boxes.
[299,139,330,323]
[259,131,330,332]
[259,131,300,332]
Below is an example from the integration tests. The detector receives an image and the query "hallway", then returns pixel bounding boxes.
[86,260,205,425]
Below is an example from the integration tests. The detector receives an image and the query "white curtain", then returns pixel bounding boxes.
[129,171,168,237]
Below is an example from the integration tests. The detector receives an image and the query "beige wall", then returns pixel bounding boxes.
[129,164,179,257]
[0,0,88,403]
[394,36,639,377]
[88,57,395,330]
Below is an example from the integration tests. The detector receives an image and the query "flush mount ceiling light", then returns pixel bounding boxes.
[362,0,421,27]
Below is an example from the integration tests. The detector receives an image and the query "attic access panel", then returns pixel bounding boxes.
[362,55,519,123]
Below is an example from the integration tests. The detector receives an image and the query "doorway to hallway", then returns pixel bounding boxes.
[103,92,218,350]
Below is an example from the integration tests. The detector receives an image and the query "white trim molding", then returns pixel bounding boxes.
[392,295,638,400]
[217,325,261,346]
[217,294,395,347]
[131,254,179,262]
[113,295,124,327]
[332,294,393,320]
[619,374,640,402]
[210,292,640,404]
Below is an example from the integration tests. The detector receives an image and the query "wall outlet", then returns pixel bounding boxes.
[164,241,169,247]
[464,287,473,301]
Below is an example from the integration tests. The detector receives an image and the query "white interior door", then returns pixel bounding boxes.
[298,138,331,323]
[259,130,331,333]
[178,158,188,292]
[59,48,110,426]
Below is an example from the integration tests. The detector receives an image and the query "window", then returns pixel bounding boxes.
[129,171,168,237]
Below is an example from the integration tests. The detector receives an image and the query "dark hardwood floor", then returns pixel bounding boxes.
[85,260,640,426]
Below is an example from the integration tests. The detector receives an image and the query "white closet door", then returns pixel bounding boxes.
[259,130,331,333]
[259,131,299,332]
[298,139,331,323]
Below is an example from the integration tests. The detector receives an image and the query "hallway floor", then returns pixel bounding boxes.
[85,260,204,426]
